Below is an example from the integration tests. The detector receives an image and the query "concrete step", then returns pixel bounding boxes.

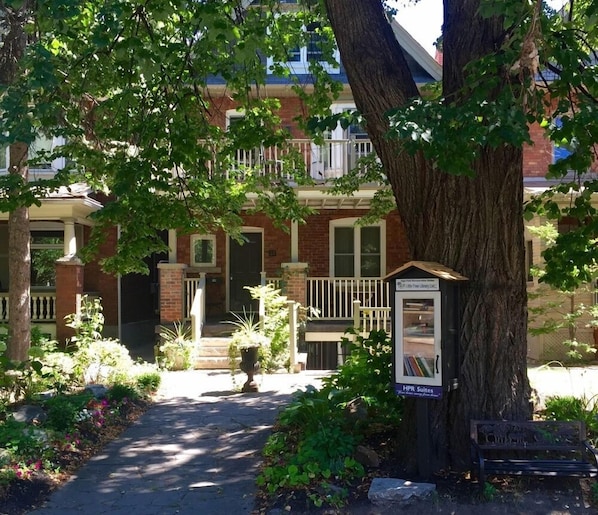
[193,356,231,370]
[199,337,232,348]
[193,336,231,370]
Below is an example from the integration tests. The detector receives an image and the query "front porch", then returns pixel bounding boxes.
[174,268,393,370]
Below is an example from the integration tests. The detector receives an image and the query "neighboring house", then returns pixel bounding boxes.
[0,14,595,366]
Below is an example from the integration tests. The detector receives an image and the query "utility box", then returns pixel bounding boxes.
[386,261,467,399]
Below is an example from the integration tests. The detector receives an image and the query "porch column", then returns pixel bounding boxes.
[158,262,187,323]
[168,229,178,263]
[281,262,308,306]
[55,255,84,346]
[63,218,77,256]
[290,220,299,263]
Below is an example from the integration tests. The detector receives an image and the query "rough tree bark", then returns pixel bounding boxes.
[324,0,531,471]
[1,4,32,361]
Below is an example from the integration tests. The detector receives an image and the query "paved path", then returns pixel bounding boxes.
[30,366,598,514]
[31,370,327,515]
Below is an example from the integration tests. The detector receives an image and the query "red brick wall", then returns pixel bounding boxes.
[83,226,119,327]
[55,260,84,344]
[385,211,412,273]
[158,264,186,323]
[298,209,411,276]
[282,263,308,306]
[524,122,553,177]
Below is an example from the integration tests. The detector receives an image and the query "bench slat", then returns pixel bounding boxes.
[470,419,598,489]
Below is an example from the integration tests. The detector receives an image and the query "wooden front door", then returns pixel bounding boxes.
[229,232,262,313]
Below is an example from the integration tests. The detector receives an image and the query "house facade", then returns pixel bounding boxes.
[0,15,596,365]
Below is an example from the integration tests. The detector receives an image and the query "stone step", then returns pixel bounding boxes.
[193,356,230,370]
[199,337,232,348]
[196,345,229,357]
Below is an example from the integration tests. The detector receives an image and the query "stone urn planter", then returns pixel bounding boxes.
[227,311,270,393]
[239,346,260,393]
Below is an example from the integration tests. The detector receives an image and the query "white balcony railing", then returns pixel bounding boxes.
[210,139,376,181]
[0,293,57,323]
[2,139,377,184]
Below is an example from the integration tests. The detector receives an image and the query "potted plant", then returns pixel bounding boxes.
[155,322,195,371]
[227,311,269,392]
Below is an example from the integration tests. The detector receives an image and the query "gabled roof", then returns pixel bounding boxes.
[390,19,442,82]
[207,12,441,87]
[385,261,468,281]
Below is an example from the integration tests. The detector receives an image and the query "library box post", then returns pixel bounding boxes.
[386,261,467,400]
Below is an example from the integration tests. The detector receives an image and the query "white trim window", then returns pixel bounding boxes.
[191,234,216,267]
[267,22,340,75]
[330,218,385,277]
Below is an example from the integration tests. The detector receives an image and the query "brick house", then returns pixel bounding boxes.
[0,15,595,365]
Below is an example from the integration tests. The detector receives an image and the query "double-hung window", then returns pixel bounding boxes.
[331,219,385,277]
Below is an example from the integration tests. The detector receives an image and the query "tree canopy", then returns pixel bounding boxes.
[0,0,339,273]
[1,0,596,284]
[1,0,598,468]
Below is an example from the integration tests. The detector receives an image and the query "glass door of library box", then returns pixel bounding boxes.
[395,291,441,387]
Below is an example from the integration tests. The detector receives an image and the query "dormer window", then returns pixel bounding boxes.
[267,21,340,75]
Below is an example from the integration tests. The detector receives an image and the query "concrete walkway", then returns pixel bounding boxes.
[31,370,328,515]
[30,365,598,514]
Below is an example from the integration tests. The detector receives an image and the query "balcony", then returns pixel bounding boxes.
[209,138,376,181]
[1,139,377,184]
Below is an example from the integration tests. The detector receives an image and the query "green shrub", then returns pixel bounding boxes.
[0,417,47,461]
[72,339,135,385]
[135,370,161,395]
[156,322,195,371]
[322,329,403,425]
[542,395,598,442]
[258,329,401,510]
[44,393,93,432]
[108,383,139,403]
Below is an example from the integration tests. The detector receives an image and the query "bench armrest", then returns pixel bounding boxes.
[582,440,598,468]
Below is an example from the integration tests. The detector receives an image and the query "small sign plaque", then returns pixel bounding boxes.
[395,383,443,399]
[395,278,439,291]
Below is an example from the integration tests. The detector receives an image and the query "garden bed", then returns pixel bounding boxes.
[0,396,150,515]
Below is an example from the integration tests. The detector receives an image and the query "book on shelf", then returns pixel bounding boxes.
[416,356,434,377]
[404,355,434,378]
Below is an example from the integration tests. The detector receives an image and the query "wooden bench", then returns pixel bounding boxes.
[470,419,598,489]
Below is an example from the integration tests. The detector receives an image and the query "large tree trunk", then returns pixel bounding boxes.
[325,0,531,471]
[7,143,30,361]
[1,4,32,361]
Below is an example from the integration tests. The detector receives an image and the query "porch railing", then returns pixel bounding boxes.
[353,302,392,336]
[0,293,57,323]
[306,277,390,320]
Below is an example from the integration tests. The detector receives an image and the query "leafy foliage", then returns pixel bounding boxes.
[0,0,339,274]
[246,284,291,372]
[542,395,598,444]
[257,330,402,509]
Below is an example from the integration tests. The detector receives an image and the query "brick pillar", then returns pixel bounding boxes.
[281,262,308,306]
[55,256,84,345]
[158,263,187,323]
